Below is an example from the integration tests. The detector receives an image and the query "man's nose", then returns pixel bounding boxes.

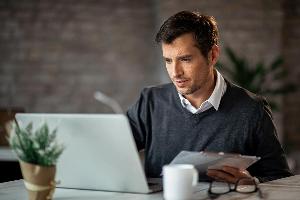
[172,62,184,77]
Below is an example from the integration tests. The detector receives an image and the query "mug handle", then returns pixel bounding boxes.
[192,168,199,186]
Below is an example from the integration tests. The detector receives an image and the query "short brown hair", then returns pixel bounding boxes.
[155,11,219,58]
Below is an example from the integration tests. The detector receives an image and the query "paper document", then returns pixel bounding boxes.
[169,151,260,175]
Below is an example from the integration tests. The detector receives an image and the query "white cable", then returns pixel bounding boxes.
[94,91,123,114]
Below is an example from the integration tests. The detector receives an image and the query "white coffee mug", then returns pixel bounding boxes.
[163,164,198,200]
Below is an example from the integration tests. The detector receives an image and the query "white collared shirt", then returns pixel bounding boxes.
[178,70,227,114]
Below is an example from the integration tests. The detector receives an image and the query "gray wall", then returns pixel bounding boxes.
[0,0,161,113]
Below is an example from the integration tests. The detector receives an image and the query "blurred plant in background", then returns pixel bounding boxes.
[217,47,297,111]
[7,121,64,166]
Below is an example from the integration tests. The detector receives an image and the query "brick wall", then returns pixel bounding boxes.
[0,0,160,113]
[0,1,299,145]
[282,0,300,150]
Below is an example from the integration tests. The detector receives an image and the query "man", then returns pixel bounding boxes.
[126,11,292,183]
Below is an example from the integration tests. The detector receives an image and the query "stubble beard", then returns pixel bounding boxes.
[176,84,201,96]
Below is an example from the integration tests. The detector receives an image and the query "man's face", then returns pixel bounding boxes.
[162,33,216,97]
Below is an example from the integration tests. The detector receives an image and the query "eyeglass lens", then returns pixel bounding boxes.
[236,178,256,193]
[210,181,231,194]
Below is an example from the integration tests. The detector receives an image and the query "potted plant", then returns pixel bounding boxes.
[6,121,64,200]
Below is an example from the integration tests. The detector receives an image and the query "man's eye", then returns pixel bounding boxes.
[181,58,191,62]
[165,59,171,64]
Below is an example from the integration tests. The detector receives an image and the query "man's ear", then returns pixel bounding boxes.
[208,45,220,66]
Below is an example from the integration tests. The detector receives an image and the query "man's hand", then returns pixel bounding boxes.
[207,166,252,183]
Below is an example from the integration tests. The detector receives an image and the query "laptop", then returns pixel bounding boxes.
[15,113,162,193]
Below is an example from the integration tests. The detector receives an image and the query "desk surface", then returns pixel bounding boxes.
[1,175,300,200]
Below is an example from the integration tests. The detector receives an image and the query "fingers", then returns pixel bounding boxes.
[207,169,236,183]
[222,166,251,178]
[207,166,252,183]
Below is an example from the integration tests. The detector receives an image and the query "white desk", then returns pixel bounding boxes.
[1,175,300,200]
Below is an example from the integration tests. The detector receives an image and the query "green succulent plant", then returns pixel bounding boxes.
[7,121,64,166]
[217,47,296,110]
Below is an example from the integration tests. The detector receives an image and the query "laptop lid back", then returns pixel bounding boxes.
[15,113,151,193]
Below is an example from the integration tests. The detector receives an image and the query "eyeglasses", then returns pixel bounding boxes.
[208,177,263,198]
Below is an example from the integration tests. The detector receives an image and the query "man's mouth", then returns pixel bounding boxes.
[174,79,189,87]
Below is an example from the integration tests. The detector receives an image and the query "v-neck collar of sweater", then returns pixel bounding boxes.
[170,79,234,119]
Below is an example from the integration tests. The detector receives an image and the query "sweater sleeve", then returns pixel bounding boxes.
[126,88,148,151]
[247,99,293,182]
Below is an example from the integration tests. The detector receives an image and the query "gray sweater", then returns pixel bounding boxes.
[126,81,292,182]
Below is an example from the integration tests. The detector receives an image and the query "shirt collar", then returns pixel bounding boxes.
[178,70,227,111]
[207,70,226,110]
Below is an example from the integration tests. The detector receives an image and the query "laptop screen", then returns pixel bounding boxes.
[16,113,152,193]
